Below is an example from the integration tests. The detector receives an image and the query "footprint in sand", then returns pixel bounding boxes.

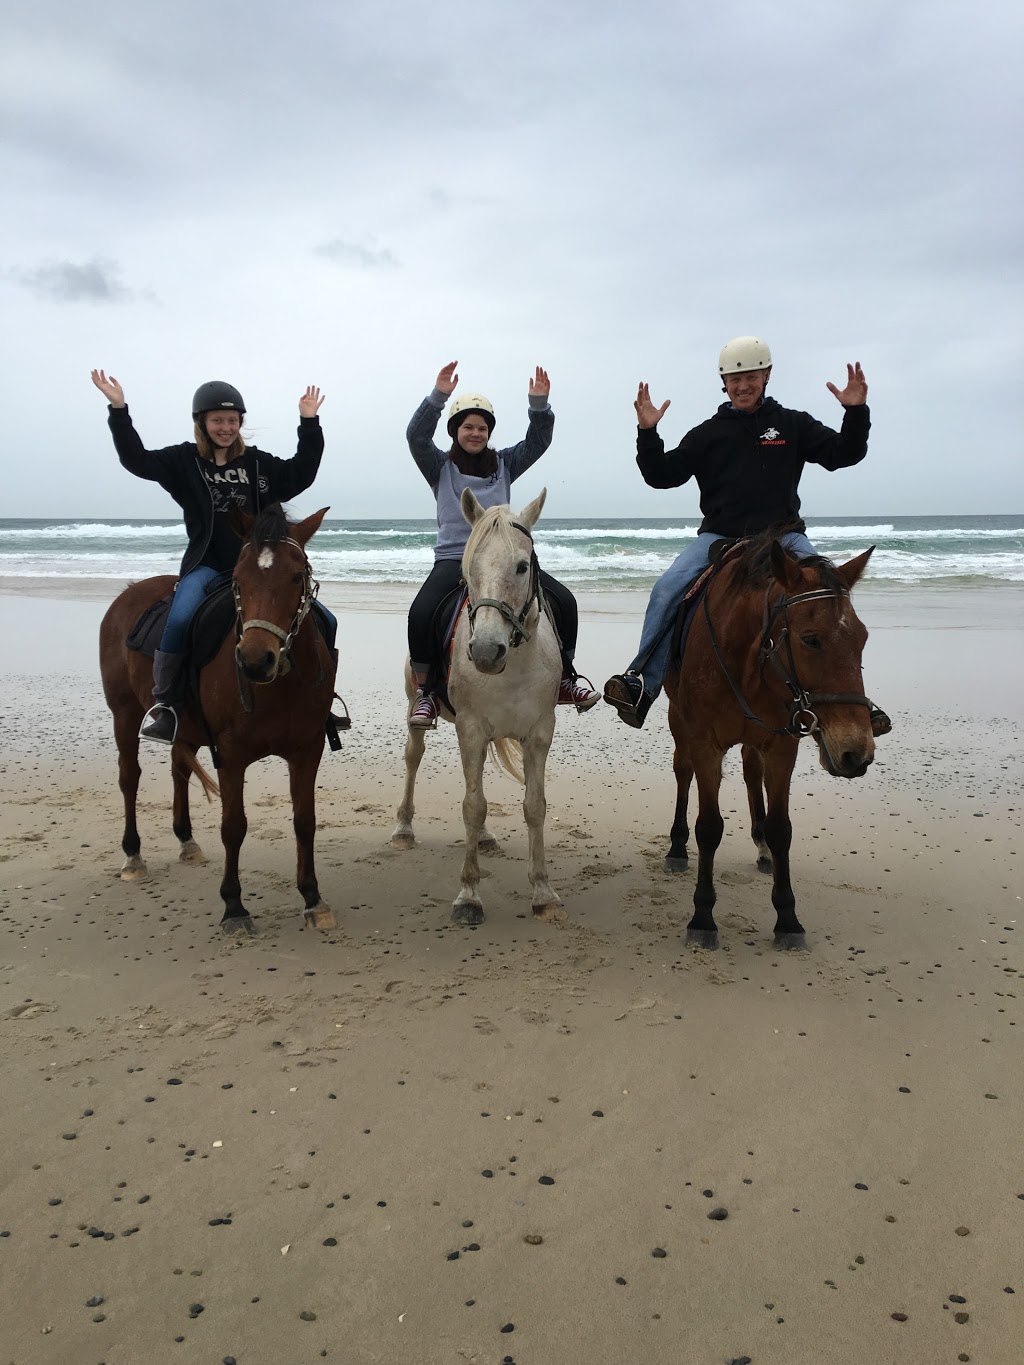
[5,1001,56,1019]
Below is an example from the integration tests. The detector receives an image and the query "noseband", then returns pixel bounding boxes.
[705,578,874,739]
[232,536,320,708]
[465,520,542,649]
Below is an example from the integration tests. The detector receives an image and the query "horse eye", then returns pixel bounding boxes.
[516,560,529,575]
[292,572,304,585]
[801,634,823,651]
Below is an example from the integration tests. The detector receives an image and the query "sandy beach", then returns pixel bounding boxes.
[1,575,1021,1365]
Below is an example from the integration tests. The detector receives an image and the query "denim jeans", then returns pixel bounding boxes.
[160,566,339,654]
[629,530,818,698]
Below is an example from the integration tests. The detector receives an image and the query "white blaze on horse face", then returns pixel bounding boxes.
[257,547,274,571]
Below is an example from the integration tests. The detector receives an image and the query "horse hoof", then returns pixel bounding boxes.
[532,901,566,923]
[478,837,500,855]
[179,840,207,865]
[452,901,484,926]
[221,915,256,936]
[686,928,719,950]
[390,830,415,851]
[304,906,337,931]
[119,856,147,881]
[663,856,689,875]
[756,855,772,875]
[773,931,808,951]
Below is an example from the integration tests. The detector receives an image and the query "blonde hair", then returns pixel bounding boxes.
[194,419,247,463]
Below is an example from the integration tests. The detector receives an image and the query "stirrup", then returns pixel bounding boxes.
[139,703,178,745]
[869,704,892,737]
[602,672,653,729]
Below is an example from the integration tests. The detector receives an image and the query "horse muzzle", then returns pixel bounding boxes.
[238,645,281,684]
[815,731,874,780]
[468,639,508,674]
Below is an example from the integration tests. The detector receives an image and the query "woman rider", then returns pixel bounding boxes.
[91,370,336,743]
[405,360,600,727]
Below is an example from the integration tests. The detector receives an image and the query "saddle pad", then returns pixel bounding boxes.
[670,538,747,666]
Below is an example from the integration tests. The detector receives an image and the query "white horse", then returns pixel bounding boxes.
[390,487,565,925]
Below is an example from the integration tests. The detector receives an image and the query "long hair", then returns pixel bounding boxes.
[194,419,247,464]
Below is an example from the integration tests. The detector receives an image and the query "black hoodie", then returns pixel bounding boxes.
[635,397,869,538]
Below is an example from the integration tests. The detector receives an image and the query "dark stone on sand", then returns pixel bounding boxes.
[323,1237,337,1247]
[955,1226,970,1236]
[1005,1287,1016,1293]
[447,1251,460,1260]
[702,1188,713,1197]
[167,1078,182,1085]
[137,1195,150,1204]
[949,1294,967,1304]
[481,1170,494,1178]
[899,1086,911,1093]
[299,1311,317,1321]
[92,1313,106,1322]
[144,1097,155,1103]
[48,1198,62,1206]
[891,1311,908,1321]
[854,1183,868,1190]
[708,1207,729,1221]
[224,1358,237,1364]
[954,1312,970,1324]
[465,1242,480,1251]
[465,1300,475,1307]
[62,1133,77,1140]
[86,1296,105,1307]
[729,1358,752,1364]
[615,1277,627,1285]
[500,1323,515,1332]
[592,1110,604,1117]
[538,1176,555,1185]
[83,1109,94,1116]
[462,1220,474,1228]
[377,1200,387,1207]
[651,1247,667,1258]
[188,1304,204,1318]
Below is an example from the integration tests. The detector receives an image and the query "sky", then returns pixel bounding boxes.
[2,0,1022,520]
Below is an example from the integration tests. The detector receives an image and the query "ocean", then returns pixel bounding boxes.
[1,515,1021,591]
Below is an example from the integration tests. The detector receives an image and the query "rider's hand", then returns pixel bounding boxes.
[91,369,125,408]
[435,361,459,396]
[635,382,670,429]
[826,362,868,406]
[299,385,325,418]
[529,366,550,399]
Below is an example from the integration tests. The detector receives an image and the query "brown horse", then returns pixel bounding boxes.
[99,504,338,934]
[663,532,877,949]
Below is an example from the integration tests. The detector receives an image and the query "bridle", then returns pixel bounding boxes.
[232,536,320,709]
[465,520,543,650]
[704,575,874,741]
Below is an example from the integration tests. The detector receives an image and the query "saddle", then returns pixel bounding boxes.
[669,538,747,667]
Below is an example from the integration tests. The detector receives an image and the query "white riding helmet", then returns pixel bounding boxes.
[447,392,496,436]
[718,336,773,375]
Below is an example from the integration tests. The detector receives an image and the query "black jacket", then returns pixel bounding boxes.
[108,406,325,575]
[636,397,870,538]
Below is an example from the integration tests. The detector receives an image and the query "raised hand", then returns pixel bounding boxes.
[635,382,670,429]
[826,362,868,407]
[91,368,125,408]
[529,366,550,398]
[299,385,325,418]
[435,361,459,396]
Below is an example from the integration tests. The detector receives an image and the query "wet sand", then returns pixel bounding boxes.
[1,579,1021,1364]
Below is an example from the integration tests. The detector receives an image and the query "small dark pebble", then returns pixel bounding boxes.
[62,1133,77,1141]
[174,1336,185,1343]
[729,1358,753,1365]
[376,1201,386,1207]
[592,1110,604,1117]
[221,1083,233,1090]
[500,1323,515,1333]
[615,1276,627,1285]
[854,1183,868,1190]
[702,1188,713,1197]
[651,1247,667,1258]
[1005,1287,1015,1294]
[137,1195,150,1204]
[954,1312,970,1324]
[92,1313,106,1322]
[538,1175,555,1186]
[898,1086,911,1093]
[83,1109,94,1117]
[48,1198,62,1206]
[167,1078,182,1086]
[323,1237,337,1247]
[86,1296,105,1307]
[188,1304,204,1318]
[481,1170,494,1178]
[708,1207,729,1221]
[447,1251,460,1261]
[465,1300,475,1307]
[224,1358,237,1364]
[462,1220,474,1228]
[299,1310,317,1321]
[891,1311,908,1321]
[949,1294,967,1304]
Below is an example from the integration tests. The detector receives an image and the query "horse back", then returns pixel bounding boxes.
[99,576,178,705]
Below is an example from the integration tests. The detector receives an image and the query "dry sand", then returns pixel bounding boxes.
[0,579,1021,1365]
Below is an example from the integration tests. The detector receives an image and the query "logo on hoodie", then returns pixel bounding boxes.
[760,427,785,445]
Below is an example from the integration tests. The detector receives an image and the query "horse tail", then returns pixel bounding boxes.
[181,748,221,802]
[490,738,524,784]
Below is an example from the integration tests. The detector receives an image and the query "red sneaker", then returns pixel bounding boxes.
[558,675,601,711]
[409,689,439,728]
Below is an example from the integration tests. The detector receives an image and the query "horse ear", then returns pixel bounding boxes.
[292,507,330,547]
[770,540,802,590]
[230,506,255,540]
[461,488,484,525]
[517,486,547,529]
[836,545,874,591]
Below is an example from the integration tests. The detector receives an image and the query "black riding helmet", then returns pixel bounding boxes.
[192,380,246,420]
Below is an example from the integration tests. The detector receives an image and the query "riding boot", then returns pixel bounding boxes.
[140,648,186,744]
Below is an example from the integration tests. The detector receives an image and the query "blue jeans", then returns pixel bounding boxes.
[160,566,339,654]
[629,530,818,698]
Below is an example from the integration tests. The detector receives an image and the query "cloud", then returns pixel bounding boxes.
[315,239,400,269]
[13,257,135,303]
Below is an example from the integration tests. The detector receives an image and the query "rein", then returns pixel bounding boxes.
[465,520,543,649]
[703,571,874,740]
[232,536,320,712]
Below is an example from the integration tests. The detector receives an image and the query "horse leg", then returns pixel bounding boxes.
[666,743,693,874]
[523,726,564,922]
[113,710,146,881]
[172,743,207,865]
[218,763,255,934]
[687,749,724,949]
[741,745,772,874]
[763,745,806,949]
[452,731,487,925]
[289,749,335,931]
[390,725,427,850]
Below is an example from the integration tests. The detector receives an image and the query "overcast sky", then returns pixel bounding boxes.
[3,0,1022,520]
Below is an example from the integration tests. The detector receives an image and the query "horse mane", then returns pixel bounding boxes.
[462,504,519,579]
[247,502,291,546]
[729,528,846,600]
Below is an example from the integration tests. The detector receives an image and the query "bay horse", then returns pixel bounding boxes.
[390,488,564,926]
[99,504,338,934]
[664,532,877,949]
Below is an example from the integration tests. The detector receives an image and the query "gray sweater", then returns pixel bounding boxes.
[407,387,554,560]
